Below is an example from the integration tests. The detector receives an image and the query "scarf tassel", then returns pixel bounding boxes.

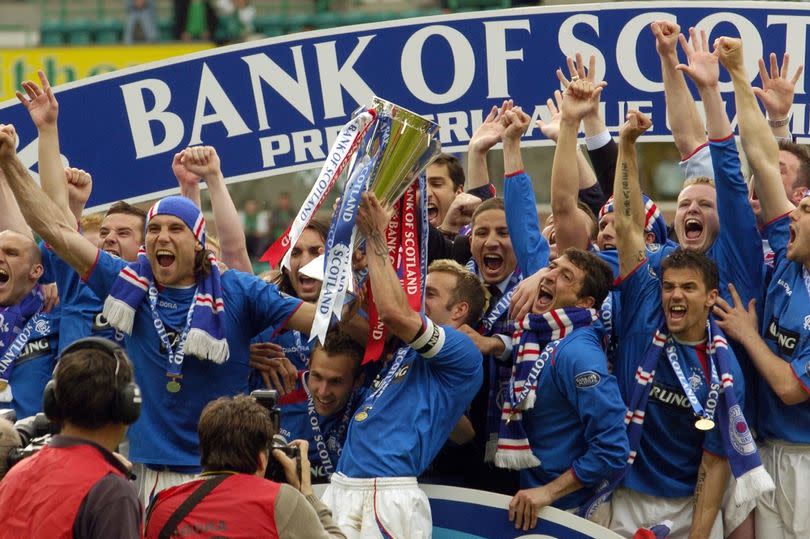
[733,465,775,506]
[102,296,136,335]
[184,328,230,364]
[494,448,541,470]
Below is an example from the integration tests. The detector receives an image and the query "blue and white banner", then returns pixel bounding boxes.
[1,1,808,209]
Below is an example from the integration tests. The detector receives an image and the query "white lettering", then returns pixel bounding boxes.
[259,134,291,167]
[558,14,606,85]
[242,47,315,130]
[695,13,762,92]
[616,12,676,92]
[315,36,376,119]
[292,129,325,162]
[435,111,470,143]
[767,15,810,94]
[189,63,251,145]
[121,78,184,158]
[484,19,531,98]
[401,25,475,104]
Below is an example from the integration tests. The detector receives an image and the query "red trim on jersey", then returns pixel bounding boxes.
[80,249,101,282]
[680,141,708,161]
[613,258,648,287]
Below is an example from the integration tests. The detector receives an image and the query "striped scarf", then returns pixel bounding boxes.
[578,318,774,518]
[102,196,228,363]
[494,307,598,469]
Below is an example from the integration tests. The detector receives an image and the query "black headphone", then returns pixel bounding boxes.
[43,337,141,425]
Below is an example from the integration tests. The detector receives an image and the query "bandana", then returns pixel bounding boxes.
[494,307,598,469]
[102,196,228,364]
[578,318,774,519]
[599,194,668,245]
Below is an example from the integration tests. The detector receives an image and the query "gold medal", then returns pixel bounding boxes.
[695,418,715,431]
[166,380,182,393]
[354,409,369,422]
[0,379,7,391]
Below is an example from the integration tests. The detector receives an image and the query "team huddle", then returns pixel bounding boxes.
[0,20,808,539]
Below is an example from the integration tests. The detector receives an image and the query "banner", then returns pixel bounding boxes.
[1,2,808,210]
[0,44,212,101]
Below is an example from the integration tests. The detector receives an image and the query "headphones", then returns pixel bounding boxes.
[43,337,142,425]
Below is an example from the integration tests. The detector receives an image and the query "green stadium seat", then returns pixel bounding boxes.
[158,18,173,41]
[40,20,65,45]
[94,19,123,44]
[254,15,285,37]
[64,19,93,45]
[447,0,511,9]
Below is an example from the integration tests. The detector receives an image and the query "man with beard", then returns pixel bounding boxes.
[0,121,359,509]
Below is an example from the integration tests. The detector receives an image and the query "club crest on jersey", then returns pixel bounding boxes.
[34,317,50,335]
[766,318,799,355]
[647,243,661,253]
[804,315,810,331]
[0,314,8,334]
[728,404,755,455]
[575,371,601,388]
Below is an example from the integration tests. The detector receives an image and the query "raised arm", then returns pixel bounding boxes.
[0,169,31,238]
[651,21,708,157]
[65,167,92,223]
[754,52,803,140]
[613,111,652,279]
[676,28,732,141]
[356,192,422,342]
[551,57,606,253]
[16,70,75,227]
[176,146,253,273]
[172,151,202,209]
[717,38,795,222]
[0,124,97,275]
[466,100,510,191]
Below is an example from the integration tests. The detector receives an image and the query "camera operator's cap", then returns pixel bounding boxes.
[147,196,207,246]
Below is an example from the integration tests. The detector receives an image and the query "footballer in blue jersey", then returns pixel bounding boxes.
[322,193,485,539]
[85,250,303,468]
[278,332,363,483]
[0,310,59,418]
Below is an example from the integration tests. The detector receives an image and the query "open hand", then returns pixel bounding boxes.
[16,71,58,130]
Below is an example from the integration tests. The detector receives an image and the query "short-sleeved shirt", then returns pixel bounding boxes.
[758,215,810,443]
[84,251,302,467]
[0,310,59,418]
[40,244,124,349]
[615,259,745,498]
[337,325,483,478]
[521,326,629,510]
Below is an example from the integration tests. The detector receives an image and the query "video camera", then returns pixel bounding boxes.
[249,390,300,484]
[0,411,57,471]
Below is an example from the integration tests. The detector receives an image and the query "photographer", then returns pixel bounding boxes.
[0,416,21,480]
[0,337,142,537]
[145,395,345,538]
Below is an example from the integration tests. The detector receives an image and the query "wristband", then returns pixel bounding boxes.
[767,114,791,128]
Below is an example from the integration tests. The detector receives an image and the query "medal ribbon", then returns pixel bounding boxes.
[355,345,409,420]
[304,373,356,474]
[261,110,376,268]
[400,181,422,313]
[148,285,196,391]
[664,332,720,427]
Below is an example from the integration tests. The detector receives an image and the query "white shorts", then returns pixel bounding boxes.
[133,463,198,512]
[756,439,810,539]
[322,473,432,539]
[721,474,756,536]
[610,487,723,539]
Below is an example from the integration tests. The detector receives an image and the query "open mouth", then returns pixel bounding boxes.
[536,285,554,310]
[156,249,176,268]
[684,218,703,241]
[482,254,504,273]
[103,247,121,258]
[297,274,318,291]
[668,304,687,322]
[0,269,8,285]
[602,242,616,251]
[427,204,438,223]
[789,226,797,247]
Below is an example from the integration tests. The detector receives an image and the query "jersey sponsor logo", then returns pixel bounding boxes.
[574,371,600,388]
[647,243,661,253]
[727,404,756,455]
[776,279,792,296]
[158,299,178,310]
[392,364,410,383]
[649,381,691,410]
[18,337,50,362]
[311,464,330,477]
[766,318,799,355]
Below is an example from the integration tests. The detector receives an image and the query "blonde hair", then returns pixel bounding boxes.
[682,176,716,189]
[428,259,490,325]
[79,213,104,233]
